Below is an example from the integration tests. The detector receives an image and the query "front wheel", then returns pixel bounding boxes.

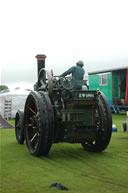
[15,110,25,144]
[81,92,112,152]
[24,91,54,156]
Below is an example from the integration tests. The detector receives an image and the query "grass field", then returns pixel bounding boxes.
[1,114,128,193]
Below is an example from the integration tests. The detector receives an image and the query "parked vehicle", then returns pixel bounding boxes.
[89,67,128,113]
[15,55,112,156]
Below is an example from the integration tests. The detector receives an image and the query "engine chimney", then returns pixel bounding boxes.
[35,54,47,75]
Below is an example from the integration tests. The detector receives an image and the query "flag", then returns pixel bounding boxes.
[125,69,128,101]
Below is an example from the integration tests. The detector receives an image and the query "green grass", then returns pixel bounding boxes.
[8,119,15,126]
[1,114,128,193]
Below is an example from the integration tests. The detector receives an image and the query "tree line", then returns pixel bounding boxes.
[0,85,9,92]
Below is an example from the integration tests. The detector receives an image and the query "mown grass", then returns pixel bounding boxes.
[1,114,128,193]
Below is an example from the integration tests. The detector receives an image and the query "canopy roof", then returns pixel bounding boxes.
[88,66,128,75]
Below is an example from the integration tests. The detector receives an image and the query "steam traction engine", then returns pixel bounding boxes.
[15,55,112,156]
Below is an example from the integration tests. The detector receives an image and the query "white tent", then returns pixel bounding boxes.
[0,89,30,119]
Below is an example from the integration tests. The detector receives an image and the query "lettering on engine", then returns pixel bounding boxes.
[79,93,94,98]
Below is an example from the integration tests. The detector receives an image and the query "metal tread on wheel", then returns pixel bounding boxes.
[15,110,25,144]
[81,92,112,152]
[24,91,54,156]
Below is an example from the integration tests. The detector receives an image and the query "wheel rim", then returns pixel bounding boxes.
[15,114,22,140]
[24,91,54,156]
[15,110,24,144]
[82,105,102,149]
[82,92,112,152]
[25,96,41,153]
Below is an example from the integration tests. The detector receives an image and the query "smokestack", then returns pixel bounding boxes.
[35,54,47,75]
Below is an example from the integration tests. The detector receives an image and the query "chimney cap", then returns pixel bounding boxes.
[35,54,47,60]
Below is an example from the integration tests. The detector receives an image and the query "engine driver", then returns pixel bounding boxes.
[60,60,85,90]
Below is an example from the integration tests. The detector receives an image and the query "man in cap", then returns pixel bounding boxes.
[60,60,85,90]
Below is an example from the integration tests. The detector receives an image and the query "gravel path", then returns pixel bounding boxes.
[0,115,14,129]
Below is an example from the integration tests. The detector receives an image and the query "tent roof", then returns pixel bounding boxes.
[0,89,30,96]
[88,66,128,75]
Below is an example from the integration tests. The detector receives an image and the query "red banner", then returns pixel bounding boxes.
[125,69,128,101]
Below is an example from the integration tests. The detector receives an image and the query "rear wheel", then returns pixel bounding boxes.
[24,91,54,156]
[15,110,25,144]
[81,92,112,152]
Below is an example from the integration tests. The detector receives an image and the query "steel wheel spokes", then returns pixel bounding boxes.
[29,116,39,149]
[29,107,37,115]
[15,110,25,144]
[24,91,54,156]
[30,133,38,142]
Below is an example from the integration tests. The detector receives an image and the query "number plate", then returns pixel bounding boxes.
[79,93,95,98]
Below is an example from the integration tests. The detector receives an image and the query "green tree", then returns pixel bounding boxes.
[0,85,9,92]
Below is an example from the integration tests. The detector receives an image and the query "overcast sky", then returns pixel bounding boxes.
[0,0,128,90]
